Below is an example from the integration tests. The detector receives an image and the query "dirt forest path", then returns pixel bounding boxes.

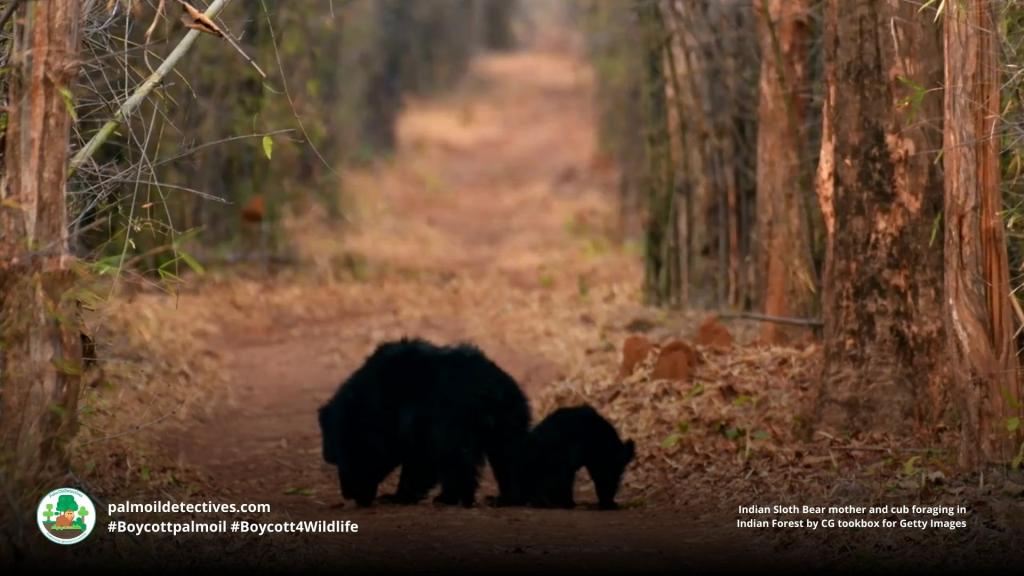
[148,44,765,571]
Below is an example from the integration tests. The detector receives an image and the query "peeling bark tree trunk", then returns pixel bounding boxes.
[943,0,1023,466]
[755,0,815,343]
[815,0,946,434]
[0,0,83,509]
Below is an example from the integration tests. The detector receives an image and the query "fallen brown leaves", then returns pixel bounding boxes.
[541,334,823,508]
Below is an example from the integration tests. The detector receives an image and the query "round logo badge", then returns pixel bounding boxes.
[37,487,96,545]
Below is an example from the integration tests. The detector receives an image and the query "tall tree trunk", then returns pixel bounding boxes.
[663,23,693,308]
[665,1,709,306]
[943,0,1023,467]
[480,0,516,51]
[755,0,815,343]
[639,0,680,307]
[815,0,946,434]
[0,0,82,519]
[363,0,412,154]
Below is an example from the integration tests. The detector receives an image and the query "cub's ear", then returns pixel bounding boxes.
[622,439,636,463]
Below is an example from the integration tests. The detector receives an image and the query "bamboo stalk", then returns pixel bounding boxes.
[67,0,232,176]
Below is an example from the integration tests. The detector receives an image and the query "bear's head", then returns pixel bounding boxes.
[317,402,341,465]
[318,399,391,506]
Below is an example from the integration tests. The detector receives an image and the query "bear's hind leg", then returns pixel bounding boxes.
[533,468,575,508]
[434,449,481,508]
[382,458,436,504]
[589,464,622,510]
[486,441,524,506]
[550,469,576,509]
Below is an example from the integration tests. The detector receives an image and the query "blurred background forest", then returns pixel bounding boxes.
[2,0,1024,569]
[66,0,521,269]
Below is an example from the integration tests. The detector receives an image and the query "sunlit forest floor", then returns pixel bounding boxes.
[69,41,1021,570]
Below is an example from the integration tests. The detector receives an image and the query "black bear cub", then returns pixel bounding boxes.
[523,404,634,510]
[318,338,530,507]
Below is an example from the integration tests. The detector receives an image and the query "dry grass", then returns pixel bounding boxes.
[71,286,227,500]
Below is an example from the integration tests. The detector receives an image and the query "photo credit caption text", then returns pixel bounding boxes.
[736,504,968,530]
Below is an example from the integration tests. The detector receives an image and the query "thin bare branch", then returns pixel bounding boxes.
[68,0,233,175]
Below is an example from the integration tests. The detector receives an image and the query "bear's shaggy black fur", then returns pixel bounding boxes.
[522,404,634,510]
[318,338,531,507]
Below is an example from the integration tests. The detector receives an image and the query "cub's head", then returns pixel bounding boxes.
[595,439,635,510]
[620,439,636,466]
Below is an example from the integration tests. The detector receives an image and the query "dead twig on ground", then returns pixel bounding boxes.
[75,403,182,448]
[719,311,823,327]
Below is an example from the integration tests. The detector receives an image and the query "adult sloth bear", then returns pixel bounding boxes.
[522,405,634,510]
[318,338,531,507]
